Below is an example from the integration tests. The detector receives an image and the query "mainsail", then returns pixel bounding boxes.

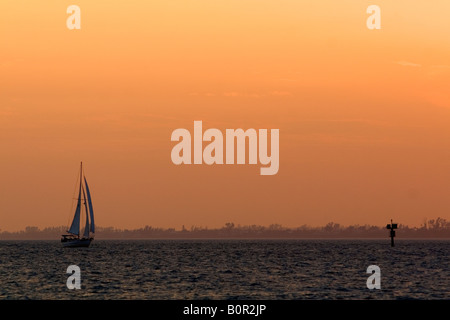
[82,186,90,238]
[84,177,95,234]
[68,188,82,235]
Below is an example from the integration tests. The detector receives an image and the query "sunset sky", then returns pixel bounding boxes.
[1,1,449,232]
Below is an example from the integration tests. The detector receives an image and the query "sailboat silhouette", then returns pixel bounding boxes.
[61,162,95,247]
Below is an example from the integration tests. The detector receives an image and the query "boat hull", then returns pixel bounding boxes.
[61,238,93,248]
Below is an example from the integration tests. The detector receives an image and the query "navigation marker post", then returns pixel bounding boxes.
[386,219,398,247]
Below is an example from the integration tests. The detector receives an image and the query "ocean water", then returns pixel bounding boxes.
[0,240,448,300]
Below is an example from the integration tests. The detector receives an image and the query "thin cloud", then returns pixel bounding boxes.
[270,91,292,96]
[222,92,261,98]
[222,91,291,98]
[395,61,422,67]
[223,92,240,97]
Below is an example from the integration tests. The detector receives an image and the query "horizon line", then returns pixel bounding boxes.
[1,218,449,233]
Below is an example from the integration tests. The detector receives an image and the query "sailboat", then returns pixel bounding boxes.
[61,162,95,248]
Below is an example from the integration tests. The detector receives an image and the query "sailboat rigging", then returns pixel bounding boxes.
[61,162,95,247]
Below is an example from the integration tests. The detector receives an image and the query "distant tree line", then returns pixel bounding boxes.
[1,217,450,240]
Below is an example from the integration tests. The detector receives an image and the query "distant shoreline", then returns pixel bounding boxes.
[1,218,449,240]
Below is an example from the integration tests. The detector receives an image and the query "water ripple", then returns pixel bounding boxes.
[0,239,448,299]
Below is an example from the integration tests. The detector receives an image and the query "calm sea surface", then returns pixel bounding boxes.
[0,240,448,300]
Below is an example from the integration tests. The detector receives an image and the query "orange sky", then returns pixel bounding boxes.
[1,1,449,231]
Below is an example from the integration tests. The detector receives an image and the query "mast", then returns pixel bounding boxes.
[79,161,83,237]
[67,162,83,236]
[80,161,83,194]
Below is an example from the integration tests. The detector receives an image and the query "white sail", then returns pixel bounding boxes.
[68,190,82,235]
[82,186,90,238]
[84,177,95,234]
